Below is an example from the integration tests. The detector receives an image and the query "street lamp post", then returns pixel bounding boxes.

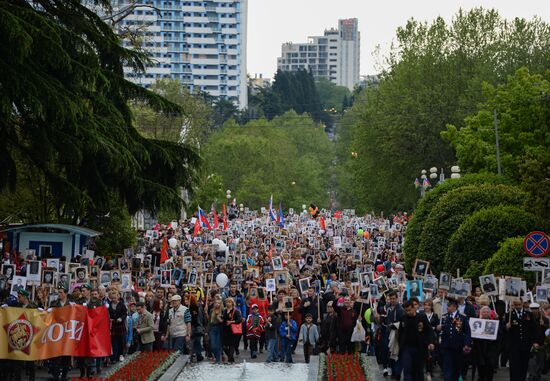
[415,165,461,197]
[226,189,231,206]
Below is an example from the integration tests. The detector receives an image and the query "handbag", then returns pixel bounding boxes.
[229,309,242,335]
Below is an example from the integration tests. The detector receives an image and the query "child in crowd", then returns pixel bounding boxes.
[279,313,298,363]
[298,313,319,363]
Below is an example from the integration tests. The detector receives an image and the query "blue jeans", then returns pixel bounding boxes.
[209,325,222,363]
[265,338,278,362]
[170,336,186,354]
[281,338,295,363]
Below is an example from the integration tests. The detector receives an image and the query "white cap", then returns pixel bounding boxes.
[170,295,181,302]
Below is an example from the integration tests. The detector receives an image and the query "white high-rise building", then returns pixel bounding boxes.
[277,18,360,90]
[115,0,248,109]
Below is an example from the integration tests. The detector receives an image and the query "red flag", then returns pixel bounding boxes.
[213,206,219,229]
[320,216,326,231]
[193,217,201,236]
[222,204,228,231]
[160,237,168,264]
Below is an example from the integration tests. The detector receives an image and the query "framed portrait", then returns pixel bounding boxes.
[10,276,27,296]
[93,257,105,270]
[479,274,498,296]
[406,280,424,302]
[248,287,258,298]
[2,264,15,282]
[99,271,111,286]
[89,266,99,279]
[536,286,548,303]
[118,256,129,271]
[132,257,142,271]
[387,277,399,290]
[266,278,276,292]
[298,277,311,297]
[369,283,380,300]
[160,270,171,287]
[172,268,184,286]
[305,254,315,268]
[74,267,88,284]
[204,272,214,287]
[333,236,342,248]
[282,296,294,312]
[423,274,438,292]
[48,293,59,308]
[27,260,42,283]
[373,276,388,295]
[120,273,132,291]
[413,259,429,279]
[111,270,121,284]
[439,272,451,290]
[504,277,522,301]
[137,277,147,289]
[274,270,290,288]
[187,272,197,286]
[270,257,282,271]
[449,279,469,298]
[58,273,70,289]
[42,270,55,287]
[469,318,499,341]
[353,250,362,263]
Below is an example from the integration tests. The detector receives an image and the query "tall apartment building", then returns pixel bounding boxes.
[115,0,248,109]
[277,18,360,91]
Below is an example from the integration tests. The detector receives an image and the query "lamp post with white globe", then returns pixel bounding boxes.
[415,166,461,197]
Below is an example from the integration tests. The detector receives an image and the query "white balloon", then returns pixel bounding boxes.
[216,273,229,288]
[168,237,178,249]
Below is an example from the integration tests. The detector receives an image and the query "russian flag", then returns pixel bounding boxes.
[268,195,276,221]
[278,201,284,228]
[198,206,212,230]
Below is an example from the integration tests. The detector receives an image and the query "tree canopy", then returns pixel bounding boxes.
[0,0,199,223]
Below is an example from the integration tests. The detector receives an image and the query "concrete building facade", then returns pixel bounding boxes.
[115,0,248,109]
[277,18,360,90]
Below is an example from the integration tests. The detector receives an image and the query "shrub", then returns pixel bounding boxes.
[444,206,543,274]
[484,237,536,284]
[418,184,527,273]
[403,173,510,271]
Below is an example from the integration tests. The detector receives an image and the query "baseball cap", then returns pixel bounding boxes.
[170,295,181,302]
[82,284,92,290]
[251,304,259,309]
[17,289,30,298]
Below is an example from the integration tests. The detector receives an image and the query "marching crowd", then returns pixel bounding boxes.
[0,207,549,381]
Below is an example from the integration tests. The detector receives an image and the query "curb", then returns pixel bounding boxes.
[158,354,190,381]
[308,355,320,381]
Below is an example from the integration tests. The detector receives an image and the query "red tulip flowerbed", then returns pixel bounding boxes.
[72,350,179,381]
[322,353,368,381]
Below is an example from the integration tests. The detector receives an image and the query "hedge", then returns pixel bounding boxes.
[444,205,543,274]
[417,184,527,273]
[403,173,511,271]
[483,237,536,284]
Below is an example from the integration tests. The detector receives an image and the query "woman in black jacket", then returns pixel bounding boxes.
[222,297,243,363]
[107,290,127,363]
[472,306,501,381]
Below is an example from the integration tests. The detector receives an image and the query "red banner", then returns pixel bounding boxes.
[0,305,112,360]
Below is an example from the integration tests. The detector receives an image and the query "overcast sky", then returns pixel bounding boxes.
[247,0,549,78]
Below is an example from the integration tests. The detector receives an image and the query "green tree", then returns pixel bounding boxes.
[443,68,550,221]
[201,111,333,209]
[445,206,544,274]
[316,77,351,113]
[0,0,199,223]
[345,9,550,213]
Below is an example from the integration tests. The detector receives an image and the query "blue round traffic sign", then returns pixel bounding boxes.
[524,231,550,257]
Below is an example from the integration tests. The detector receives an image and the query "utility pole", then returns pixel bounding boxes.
[493,109,502,175]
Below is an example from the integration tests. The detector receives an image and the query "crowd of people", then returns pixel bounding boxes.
[0,207,549,381]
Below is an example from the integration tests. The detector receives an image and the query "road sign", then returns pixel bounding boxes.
[524,231,550,258]
[523,257,550,271]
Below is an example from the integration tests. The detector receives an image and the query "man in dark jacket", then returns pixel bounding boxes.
[301,287,319,323]
[437,298,472,381]
[398,300,436,381]
[506,299,544,381]
[319,300,338,353]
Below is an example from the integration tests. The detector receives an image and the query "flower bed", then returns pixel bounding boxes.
[72,350,179,381]
[318,353,369,381]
